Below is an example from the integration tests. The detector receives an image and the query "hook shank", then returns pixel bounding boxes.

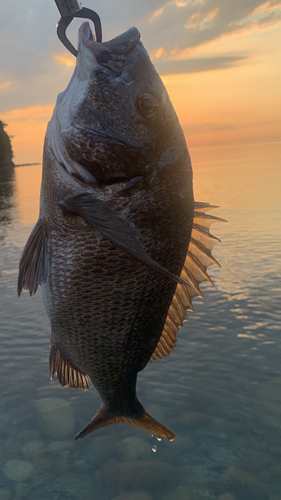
[55,1,102,56]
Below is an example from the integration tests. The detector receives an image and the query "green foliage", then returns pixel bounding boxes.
[0,120,13,162]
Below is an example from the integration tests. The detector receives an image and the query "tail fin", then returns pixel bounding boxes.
[75,405,175,441]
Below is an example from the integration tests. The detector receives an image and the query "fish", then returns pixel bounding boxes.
[18,21,223,441]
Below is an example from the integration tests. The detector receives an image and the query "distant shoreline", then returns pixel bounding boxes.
[0,161,41,169]
[14,163,41,167]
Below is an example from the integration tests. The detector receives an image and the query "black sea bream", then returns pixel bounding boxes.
[18,22,222,440]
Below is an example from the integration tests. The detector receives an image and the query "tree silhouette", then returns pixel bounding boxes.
[0,121,13,163]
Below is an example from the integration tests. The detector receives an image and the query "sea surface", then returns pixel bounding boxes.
[0,141,281,500]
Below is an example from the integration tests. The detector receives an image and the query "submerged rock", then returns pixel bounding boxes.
[268,462,281,477]
[4,459,34,481]
[101,460,180,490]
[270,495,281,500]
[225,466,265,493]
[112,492,152,500]
[14,483,32,497]
[18,429,41,443]
[268,476,281,498]
[32,457,52,470]
[119,437,152,461]
[0,489,11,500]
[46,440,75,452]
[21,440,45,458]
[176,411,210,428]
[88,435,115,468]
[52,472,99,500]
[161,484,216,500]
[218,494,236,500]
[35,398,75,439]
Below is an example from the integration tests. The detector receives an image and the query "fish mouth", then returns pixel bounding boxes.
[80,22,140,75]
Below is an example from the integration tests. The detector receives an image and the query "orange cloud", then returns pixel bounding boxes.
[155,47,165,58]
[151,46,169,59]
[150,7,164,22]
[203,8,219,24]
[0,81,13,89]
[253,1,281,15]
[54,54,76,67]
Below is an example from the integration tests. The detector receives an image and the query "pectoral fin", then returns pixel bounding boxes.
[18,219,48,297]
[60,193,190,288]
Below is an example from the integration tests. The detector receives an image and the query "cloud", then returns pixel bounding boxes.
[0,0,280,114]
[54,54,76,67]
[0,81,13,89]
[0,66,73,113]
[2,105,53,123]
[182,122,235,135]
[146,0,281,55]
[154,55,247,74]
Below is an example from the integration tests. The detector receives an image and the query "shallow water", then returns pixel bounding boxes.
[0,142,281,500]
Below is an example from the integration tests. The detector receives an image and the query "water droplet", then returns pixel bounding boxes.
[150,434,154,438]
[156,436,162,442]
[152,445,157,453]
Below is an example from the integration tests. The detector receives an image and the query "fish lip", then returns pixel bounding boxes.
[80,21,97,49]
[100,26,141,55]
[80,22,140,58]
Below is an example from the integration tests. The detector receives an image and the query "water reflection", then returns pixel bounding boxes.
[0,167,15,224]
[0,143,281,500]
[14,165,41,225]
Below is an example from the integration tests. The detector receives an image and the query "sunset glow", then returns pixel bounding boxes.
[0,0,280,164]
[1,106,53,165]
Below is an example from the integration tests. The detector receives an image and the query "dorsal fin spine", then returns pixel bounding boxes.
[149,202,225,363]
[169,302,184,327]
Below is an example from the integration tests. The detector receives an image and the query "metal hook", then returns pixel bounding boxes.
[54,0,102,56]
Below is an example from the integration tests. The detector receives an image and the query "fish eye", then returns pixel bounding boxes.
[136,94,159,119]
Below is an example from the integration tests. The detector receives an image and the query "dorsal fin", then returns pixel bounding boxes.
[149,202,225,362]
[49,342,91,390]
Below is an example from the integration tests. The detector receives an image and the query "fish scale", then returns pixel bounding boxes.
[44,167,189,379]
[42,144,190,413]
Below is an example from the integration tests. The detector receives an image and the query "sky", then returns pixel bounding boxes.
[0,0,281,164]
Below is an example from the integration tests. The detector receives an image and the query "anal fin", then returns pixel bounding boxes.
[49,342,91,391]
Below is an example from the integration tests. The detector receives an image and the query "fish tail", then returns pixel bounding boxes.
[74,405,175,441]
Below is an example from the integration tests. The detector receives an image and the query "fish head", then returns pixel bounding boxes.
[51,21,189,186]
